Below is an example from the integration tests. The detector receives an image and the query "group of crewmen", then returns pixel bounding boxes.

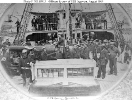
[20,38,127,82]
[55,38,131,79]
[0,37,131,88]
[60,39,120,79]
[31,15,58,31]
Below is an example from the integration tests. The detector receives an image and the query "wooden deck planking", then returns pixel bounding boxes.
[97,62,128,93]
[98,81,115,92]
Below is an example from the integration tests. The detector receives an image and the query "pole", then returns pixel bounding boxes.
[69,3,72,43]
[66,4,70,40]
[66,3,72,44]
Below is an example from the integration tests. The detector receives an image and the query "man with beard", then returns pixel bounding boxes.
[19,49,34,87]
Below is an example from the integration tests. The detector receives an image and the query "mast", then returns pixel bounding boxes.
[66,3,72,43]
[14,3,33,45]
[69,3,72,43]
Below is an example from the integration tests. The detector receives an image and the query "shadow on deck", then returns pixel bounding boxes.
[29,84,101,96]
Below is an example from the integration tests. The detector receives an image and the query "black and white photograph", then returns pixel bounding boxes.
[0,3,132,99]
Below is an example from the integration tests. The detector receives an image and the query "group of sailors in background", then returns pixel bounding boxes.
[31,15,58,31]
[31,14,108,31]
[0,37,132,87]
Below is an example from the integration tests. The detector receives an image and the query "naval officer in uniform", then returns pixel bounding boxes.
[19,49,34,87]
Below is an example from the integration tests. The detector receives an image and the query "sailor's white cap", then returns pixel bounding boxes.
[42,46,46,49]
[24,46,33,50]
[22,49,28,53]
[110,42,115,45]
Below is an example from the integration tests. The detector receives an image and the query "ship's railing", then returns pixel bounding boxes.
[32,21,112,31]
[32,23,58,31]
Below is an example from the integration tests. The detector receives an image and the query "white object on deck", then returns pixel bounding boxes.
[31,59,97,86]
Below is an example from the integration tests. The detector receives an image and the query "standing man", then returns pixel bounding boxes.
[47,16,51,30]
[56,48,63,59]
[85,16,89,29]
[81,44,90,59]
[37,16,43,30]
[41,47,48,61]
[35,16,39,30]
[65,46,71,59]
[89,40,96,58]
[108,42,120,75]
[28,49,36,62]
[93,18,97,29]
[97,44,108,79]
[1,48,12,77]
[52,14,55,30]
[2,39,11,55]
[15,19,20,34]
[75,13,81,28]
[42,17,46,30]
[104,39,110,50]
[57,34,65,58]
[45,15,48,30]
[19,49,33,87]
[31,16,37,30]
[33,47,41,60]
[73,44,81,59]
[94,41,102,60]
[124,44,130,64]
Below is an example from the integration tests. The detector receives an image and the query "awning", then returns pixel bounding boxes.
[30,12,57,16]
[82,10,107,18]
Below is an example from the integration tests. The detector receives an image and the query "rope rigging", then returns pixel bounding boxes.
[48,3,51,13]
[105,3,125,44]
[12,3,125,46]
[13,3,33,45]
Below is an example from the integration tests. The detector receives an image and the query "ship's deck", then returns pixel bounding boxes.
[11,61,128,96]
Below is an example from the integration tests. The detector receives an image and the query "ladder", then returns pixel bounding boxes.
[14,3,33,45]
[105,3,125,44]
